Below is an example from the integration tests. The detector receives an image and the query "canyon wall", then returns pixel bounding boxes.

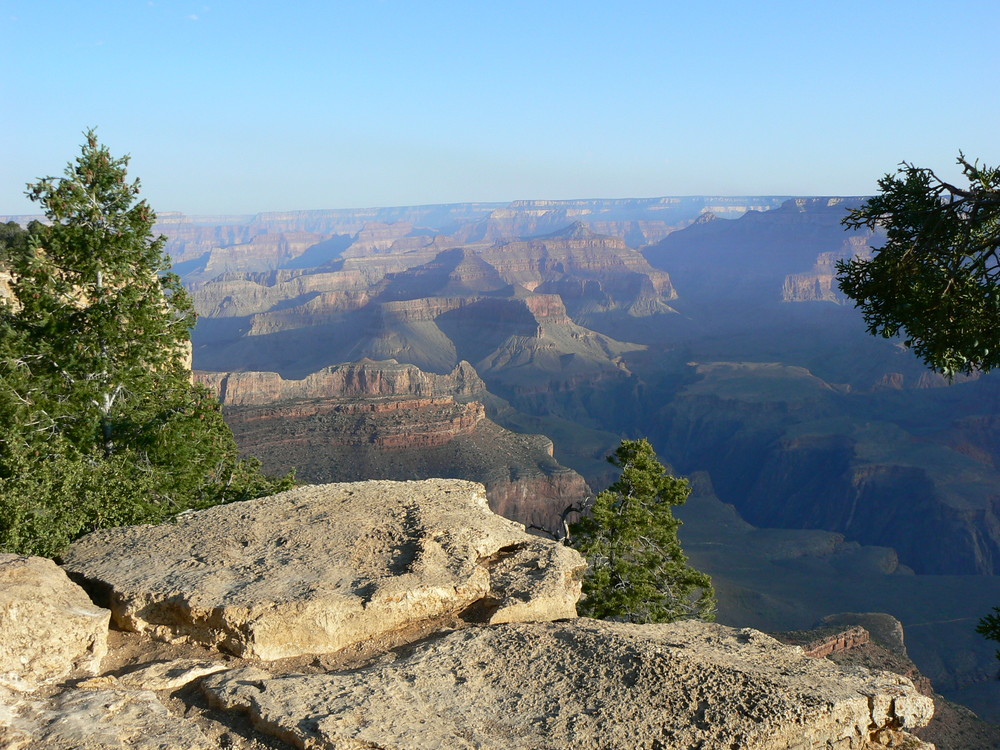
[197,360,590,532]
[198,359,489,405]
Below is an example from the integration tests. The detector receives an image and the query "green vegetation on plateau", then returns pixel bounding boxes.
[0,131,292,558]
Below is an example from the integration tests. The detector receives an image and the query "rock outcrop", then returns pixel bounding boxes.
[774,615,932,696]
[0,555,109,690]
[0,479,952,749]
[61,480,586,661]
[202,619,934,750]
[0,269,12,303]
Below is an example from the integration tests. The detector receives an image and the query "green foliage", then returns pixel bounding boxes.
[0,131,293,558]
[0,221,29,265]
[569,438,715,623]
[837,154,1000,376]
[977,607,1000,661]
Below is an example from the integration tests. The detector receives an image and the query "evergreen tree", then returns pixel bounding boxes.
[0,221,33,266]
[569,438,715,623]
[837,154,1000,376]
[0,131,292,557]
[976,607,1000,661]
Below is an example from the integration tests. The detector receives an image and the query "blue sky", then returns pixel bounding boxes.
[2,1,998,215]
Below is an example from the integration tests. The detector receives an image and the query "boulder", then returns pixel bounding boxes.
[62,480,585,660]
[0,554,109,690]
[202,619,935,750]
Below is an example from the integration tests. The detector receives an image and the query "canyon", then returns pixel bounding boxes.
[179,196,1000,579]
[10,193,1000,735]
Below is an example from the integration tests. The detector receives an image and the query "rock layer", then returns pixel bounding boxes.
[61,480,585,660]
[202,619,934,750]
[197,359,489,406]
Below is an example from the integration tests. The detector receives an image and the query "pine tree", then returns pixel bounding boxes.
[569,438,715,623]
[0,131,292,557]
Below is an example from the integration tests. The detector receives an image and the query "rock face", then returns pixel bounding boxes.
[199,232,335,278]
[645,196,880,303]
[61,480,586,661]
[224,403,590,532]
[198,360,591,532]
[0,554,109,690]
[356,223,678,318]
[475,223,678,316]
[202,619,934,750]
[782,237,873,303]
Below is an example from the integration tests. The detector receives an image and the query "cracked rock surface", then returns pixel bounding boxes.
[203,619,935,750]
[61,479,585,660]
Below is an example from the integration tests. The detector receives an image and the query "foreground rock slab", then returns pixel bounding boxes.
[0,555,109,690]
[202,619,934,750]
[62,479,584,660]
[0,687,213,750]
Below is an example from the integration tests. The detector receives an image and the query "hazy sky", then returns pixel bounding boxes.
[2,1,998,215]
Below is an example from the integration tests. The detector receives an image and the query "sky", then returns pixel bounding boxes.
[2,1,998,216]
